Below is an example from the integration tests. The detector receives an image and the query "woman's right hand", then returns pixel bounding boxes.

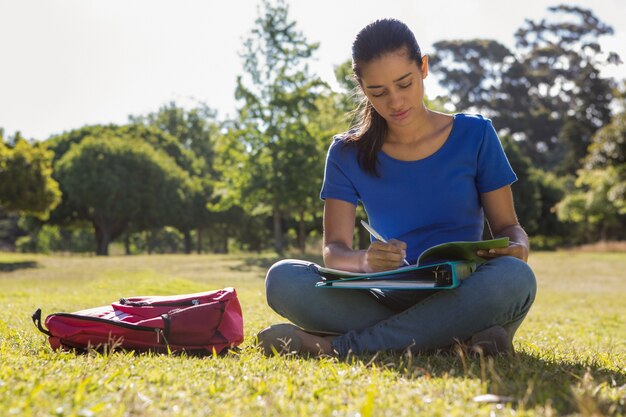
[364,239,407,272]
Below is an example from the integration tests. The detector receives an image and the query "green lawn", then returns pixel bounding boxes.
[0,251,624,416]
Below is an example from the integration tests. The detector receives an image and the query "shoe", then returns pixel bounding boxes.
[470,325,514,356]
[257,323,303,356]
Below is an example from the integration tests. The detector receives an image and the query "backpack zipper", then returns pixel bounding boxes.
[51,313,160,332]
[118,298,201,307]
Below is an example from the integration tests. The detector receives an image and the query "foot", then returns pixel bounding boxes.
[257,323,336,356]
[469,325,514,356]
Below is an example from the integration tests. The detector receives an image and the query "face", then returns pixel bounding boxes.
[358,49,428,126]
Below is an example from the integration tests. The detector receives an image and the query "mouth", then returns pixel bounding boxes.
[390,109,410,120]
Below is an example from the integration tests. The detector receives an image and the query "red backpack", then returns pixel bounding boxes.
[32,287,243,355]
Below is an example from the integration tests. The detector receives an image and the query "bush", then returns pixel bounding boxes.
[16,225,94,253]
[530,235,566,251]
[129,227,185,254]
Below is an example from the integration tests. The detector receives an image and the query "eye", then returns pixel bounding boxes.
[398,82,412,89]
[371,91,386,98]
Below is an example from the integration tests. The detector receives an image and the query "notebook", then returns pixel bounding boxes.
[315,261,476,290]
[315,237,509,290]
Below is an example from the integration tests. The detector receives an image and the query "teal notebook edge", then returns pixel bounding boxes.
[315,261,477,291]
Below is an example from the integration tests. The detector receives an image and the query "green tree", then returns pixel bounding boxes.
[225,0,326,254]
[43,124,200,254]
[431,5,620,174]
[130,102,222,253]
[530,169,570,247]
[555,111,626,242]
[584,111,626,169]
[333,59,361,121]
[0,132,61,218]
[500,136,542,235]
[516,5,618,174]
[291,90,352,252]
[556,166,625,241]
[48,124,198,172]
[129,101,219,173]
[56,136,194,255]
[429,39,513,114]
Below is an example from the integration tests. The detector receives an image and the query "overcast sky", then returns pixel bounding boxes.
[1,0,625,140]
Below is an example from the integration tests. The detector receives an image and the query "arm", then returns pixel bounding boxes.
[478,185,530,262]
[323,198,406,272]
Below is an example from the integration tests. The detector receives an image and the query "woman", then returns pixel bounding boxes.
[258,18,536,357]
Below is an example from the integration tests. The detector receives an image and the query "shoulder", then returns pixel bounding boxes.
[452,113,498,145]
[327,131,358,158]
[454,113,493,130]
[331,128,359,144]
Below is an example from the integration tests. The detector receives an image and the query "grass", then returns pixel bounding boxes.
[0,250,624,416]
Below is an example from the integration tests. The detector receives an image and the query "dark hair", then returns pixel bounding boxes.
[346,19,423,176]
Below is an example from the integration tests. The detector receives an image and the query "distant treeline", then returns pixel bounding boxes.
[1,1,624,255]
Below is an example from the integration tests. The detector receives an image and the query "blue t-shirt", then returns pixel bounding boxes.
[320,113,517,263]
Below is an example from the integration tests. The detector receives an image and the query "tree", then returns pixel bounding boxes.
[429,39,514,115]
[129,101,219,173]
[0,132,61,218]
[56,136,194,255]
[289,91,352,252]
[555,111,626,242]
[430,5,620,174]
[584,111,626,170]
[225,0,327,254]
[556,166,625,241]
[47,124,198,172]
[517,4,618,172]
[529,169,570,247]
[130,102,222,253]
[499,135,542,235]
[43,124,201,254]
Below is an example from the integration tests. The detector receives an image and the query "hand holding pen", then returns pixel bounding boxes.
[361,220,410,271]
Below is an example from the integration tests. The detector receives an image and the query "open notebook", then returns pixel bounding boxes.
[315,238,509,290]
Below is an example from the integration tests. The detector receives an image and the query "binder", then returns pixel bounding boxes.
[315,261,476,290]
[314,237,509,291]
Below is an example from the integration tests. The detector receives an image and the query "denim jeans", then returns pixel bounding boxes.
[264,256,536,357]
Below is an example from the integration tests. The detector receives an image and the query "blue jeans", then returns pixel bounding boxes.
[264,257,536,357]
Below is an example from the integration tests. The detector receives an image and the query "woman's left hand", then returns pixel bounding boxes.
[477,241,529,263]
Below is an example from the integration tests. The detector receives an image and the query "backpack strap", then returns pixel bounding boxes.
[32,308,52,337]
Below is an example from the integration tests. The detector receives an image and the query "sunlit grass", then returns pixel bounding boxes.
[0,250,624,416]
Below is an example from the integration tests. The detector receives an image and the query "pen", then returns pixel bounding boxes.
[360,220,411,266]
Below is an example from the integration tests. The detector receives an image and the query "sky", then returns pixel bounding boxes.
[1,0,625,141]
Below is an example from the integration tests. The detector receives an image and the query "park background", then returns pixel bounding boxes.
[1,0,625,255]
[1,1,625,416]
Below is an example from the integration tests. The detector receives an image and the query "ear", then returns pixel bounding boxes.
[421,55,429,79]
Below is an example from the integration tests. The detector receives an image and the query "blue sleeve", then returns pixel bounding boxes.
[320,140,359,205]
[476,119,517,193]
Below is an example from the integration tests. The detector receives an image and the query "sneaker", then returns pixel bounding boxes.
[257,323,303,356]
[470,325,514,356]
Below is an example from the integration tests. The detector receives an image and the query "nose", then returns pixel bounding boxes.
[388,90,404,111]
